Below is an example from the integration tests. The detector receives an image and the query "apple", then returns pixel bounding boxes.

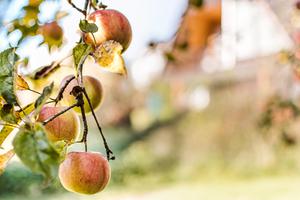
[83,9,132,51]
[61,75,103,114]
[59,152,111,195]
[37,106,80,143]
[296,1,300,10]
[39,21,63,41]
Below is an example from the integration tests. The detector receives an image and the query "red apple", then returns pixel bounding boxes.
[296,1,300,10]
[39,21,63,41]
[59,152,111,195]
[37,106,80,143]
[83,9,132,51]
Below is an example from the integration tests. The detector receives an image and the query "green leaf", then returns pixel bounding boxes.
[0,48,19,105]
[79,19,98,33]
[0,104,18,124]
[13,123,62,179]
[91,0,99,8]
[73,43,92,73]
[0,103,35,146]
[34,82,54,116]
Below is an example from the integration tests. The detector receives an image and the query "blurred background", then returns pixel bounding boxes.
[3,0,300,199]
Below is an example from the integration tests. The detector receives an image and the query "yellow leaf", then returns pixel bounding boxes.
[93,40,127,76]
[18,103,35,122]
[0,126,14,147]
[0,149,14,174]
[0,96,4,108]
[16,75,30,90]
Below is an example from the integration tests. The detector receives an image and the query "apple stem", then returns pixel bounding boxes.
[89,1,107,10]
[42,103,80,125]
[99,2,108,10]
[82,89,115,161]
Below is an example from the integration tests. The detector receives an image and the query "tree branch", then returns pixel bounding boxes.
[118,112,187,151]
[74,93,89,152]
[82,88,115,160]
[67,0,86,15]
[84,0,90,18]
[54,75,75,105]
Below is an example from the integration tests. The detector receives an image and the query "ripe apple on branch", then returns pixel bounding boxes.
[0,0,132,195]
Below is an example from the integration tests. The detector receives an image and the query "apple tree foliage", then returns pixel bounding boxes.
[0,0,130,185]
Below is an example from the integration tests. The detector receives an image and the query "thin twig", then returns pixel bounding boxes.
[16,102,30,124]
[24,88,56,101]
[74,0,90,151]
[82,89,115,160]
[54,75,76,105]
[56,54,73,65]
[78,96,88,152]
[45,100,56,105]
[42,103,79,125]
[77,0,91,85]
[16,103,32,113]
[77,60,86,87]
[73,92,88,151]
[67,0,86,15]
[84,0,90,18]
